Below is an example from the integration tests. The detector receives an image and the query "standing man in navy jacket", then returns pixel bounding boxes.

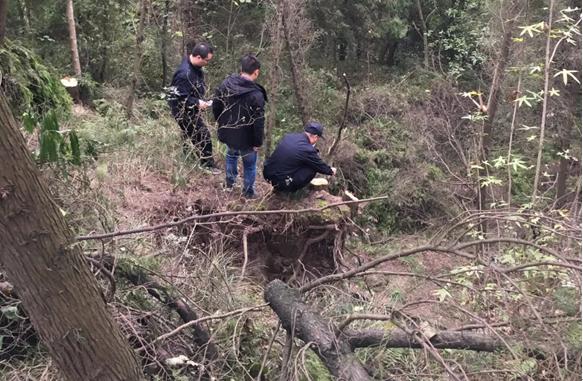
[168,42,218,171]
[264,122,336,193]
[213,54,267,198]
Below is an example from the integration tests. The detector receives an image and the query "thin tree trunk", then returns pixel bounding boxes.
[66,0,82,77]
[0,0,7,46]
[0,91,144,381]
[21,0,31,35]
[126,0,148,118]
[265,6,284,156]
[507,76,522,204]
[97,4,110,83]
[555,154,569,206]
[532,0,555,202]
[160,0,170,87]
[415,0,429,68]
[477,11,515,211]
[281,0,310,125]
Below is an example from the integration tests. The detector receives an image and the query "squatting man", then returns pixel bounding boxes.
[264,122,337,193]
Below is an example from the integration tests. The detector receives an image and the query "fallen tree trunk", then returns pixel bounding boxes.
[265,279,372,380]
[345,329,504,352]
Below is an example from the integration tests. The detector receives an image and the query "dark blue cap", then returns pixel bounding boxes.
[304,121,324,138]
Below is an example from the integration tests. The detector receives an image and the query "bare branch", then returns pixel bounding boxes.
[77,195,388,241]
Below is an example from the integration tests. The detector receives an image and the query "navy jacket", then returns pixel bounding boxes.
[213,74,267,149]
[167,57,207,120]
[263,132,333,181]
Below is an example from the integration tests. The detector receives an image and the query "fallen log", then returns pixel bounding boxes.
[344,329,504,352]
[265,279,372,380]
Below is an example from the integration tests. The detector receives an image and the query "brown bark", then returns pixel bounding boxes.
[265,280,372,380]
[66,0,82,77]
[0,0,7,46]
[0,91,144,380]
[281,0,310,126]
[126,0,148,118]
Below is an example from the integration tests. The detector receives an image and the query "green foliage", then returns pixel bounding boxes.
[0,40,72,119]
[301,351,333,381]
[427,0,488,79]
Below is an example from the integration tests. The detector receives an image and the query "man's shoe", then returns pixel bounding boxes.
[201,165,221,175]
[243,192,257,200]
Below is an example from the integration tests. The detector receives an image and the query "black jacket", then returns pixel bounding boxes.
[213,74,267,150]
[167,57,206,120]
[263,132,333,181]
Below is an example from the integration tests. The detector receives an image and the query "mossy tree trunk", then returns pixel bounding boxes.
[0,91,144,381]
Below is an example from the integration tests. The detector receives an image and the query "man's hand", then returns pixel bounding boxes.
[331,167,337,176]
[198,99,211,110]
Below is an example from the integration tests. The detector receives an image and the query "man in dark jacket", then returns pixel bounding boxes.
[213,54,267,198]
[168,42,217,171]
[264,122,336,193]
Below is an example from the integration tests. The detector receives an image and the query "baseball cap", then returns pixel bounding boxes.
[304,121,324,138]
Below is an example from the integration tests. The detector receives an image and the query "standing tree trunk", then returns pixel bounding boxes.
[97,3,110,83]
[281,0,310,126]
[0,92,144,380]
[477,3,517,211]
[265,5,284,156]
[160,0,170,88]
[415,0,429,69]
[66,0,82,77]
[0,0,7,46]
[65,0,82,104]
[532,0,555,202]
[126,0,148,118]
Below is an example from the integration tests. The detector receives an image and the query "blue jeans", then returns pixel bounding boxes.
[225,146,257,196]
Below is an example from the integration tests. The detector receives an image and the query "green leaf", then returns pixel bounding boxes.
[514,95,532,107]
[433,288,451,302]
[518,22,544,37]
[69,130,81,165]
[22,113,36,133]
[0,306,19,320]
[39,130,57,163]
[553,69,580,85]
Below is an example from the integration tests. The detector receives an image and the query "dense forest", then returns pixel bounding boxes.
[0,0,581,380]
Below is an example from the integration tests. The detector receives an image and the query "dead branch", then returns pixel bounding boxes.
[327,73,351,157]
[116,264,220,361]
[149,304,268,346]
[76,195,389,241]
[241,226,263,278]
[452,238,577,263]
[337,313,393,333]
[300,245,474,293]
[86,257,116,302]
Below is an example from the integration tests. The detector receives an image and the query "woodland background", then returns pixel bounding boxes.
[0,0,581,380]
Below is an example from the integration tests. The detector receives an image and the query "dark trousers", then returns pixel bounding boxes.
[270,167,316,193]
[176,114,214,167]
